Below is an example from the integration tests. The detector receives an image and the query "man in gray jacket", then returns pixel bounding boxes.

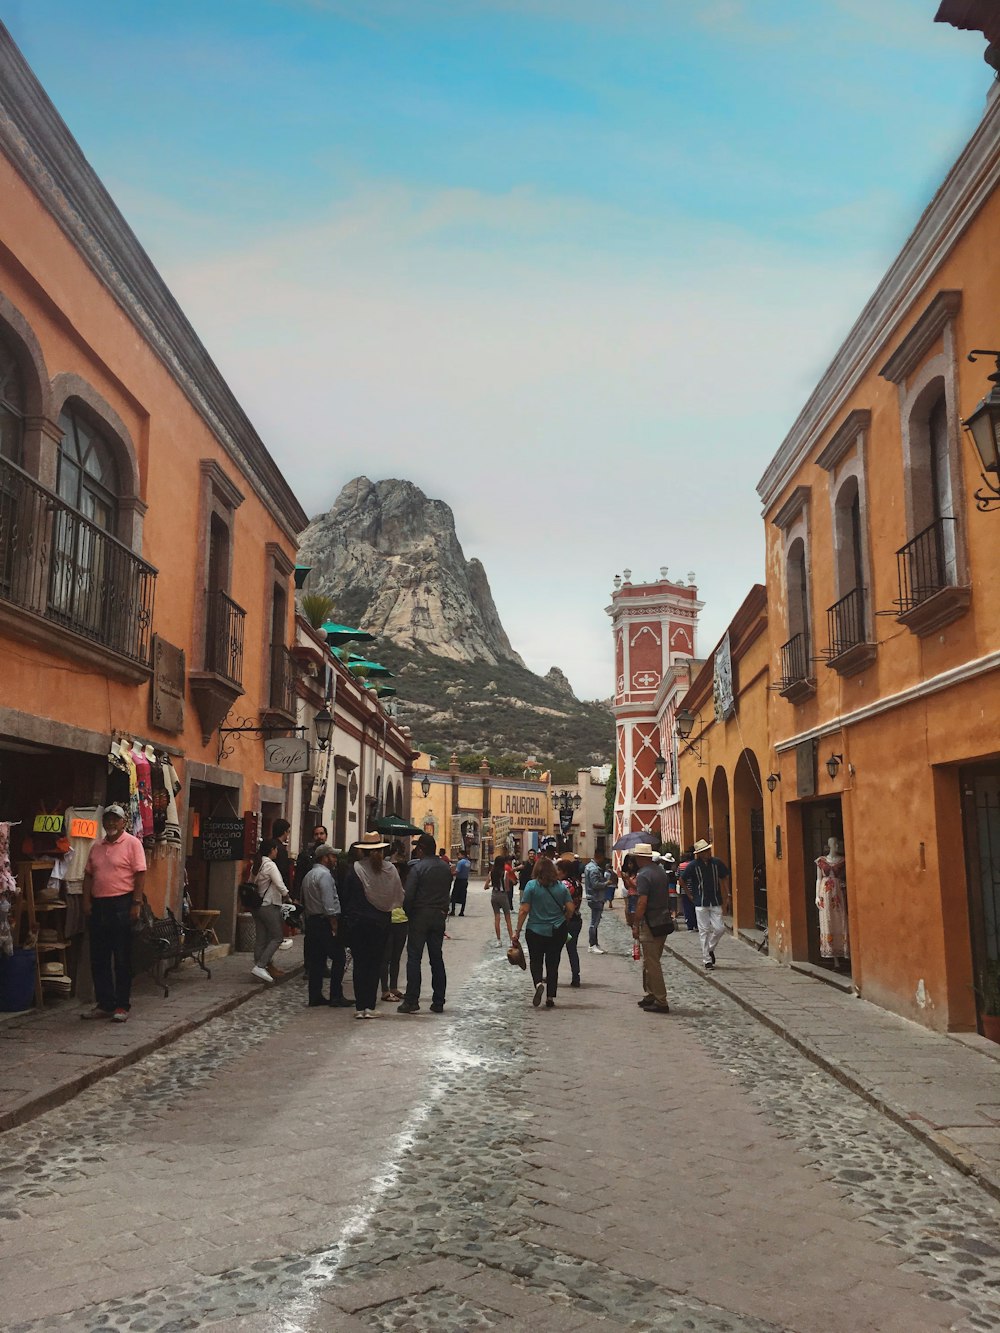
[584,854,612,954]
[398,833,450,1014]
[300,844,349,1008]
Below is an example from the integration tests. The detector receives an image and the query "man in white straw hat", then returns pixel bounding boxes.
[629,843,672,1013]
[679,838,731,969]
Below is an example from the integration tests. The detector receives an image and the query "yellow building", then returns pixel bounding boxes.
[410,755,549,869]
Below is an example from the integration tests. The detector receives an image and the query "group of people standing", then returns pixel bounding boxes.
[248,826,451,1018]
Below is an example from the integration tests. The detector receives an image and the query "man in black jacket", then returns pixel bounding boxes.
[398,833,450,1014]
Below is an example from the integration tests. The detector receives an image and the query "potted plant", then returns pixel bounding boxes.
[977,959,1000,1044]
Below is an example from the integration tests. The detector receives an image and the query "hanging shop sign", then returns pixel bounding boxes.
[714,631,735,723]
[151,635,186,734]
[201,817,246,862]
[559,807,574,835]
[264,737,310,773]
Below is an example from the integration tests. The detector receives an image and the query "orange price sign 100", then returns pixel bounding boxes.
[70,818,98,839]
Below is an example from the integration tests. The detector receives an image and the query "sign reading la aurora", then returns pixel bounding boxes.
[496,794,542,816]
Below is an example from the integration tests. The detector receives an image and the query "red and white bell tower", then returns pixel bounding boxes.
[607,567,702,851]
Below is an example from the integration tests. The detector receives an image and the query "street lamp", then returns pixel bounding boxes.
[551,789,583,811]
[826,753,843,780]
[654,754,667,781]
[674,707,703,761]
[963,350,1000,511]
[313,705,334,752]
[766,772,781,793]
[420,775,431,799]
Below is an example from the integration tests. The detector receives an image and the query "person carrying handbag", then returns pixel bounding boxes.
[511,854,574,1009]
[249,837,289,984]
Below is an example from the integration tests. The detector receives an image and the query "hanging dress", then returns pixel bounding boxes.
[815,854,849,960]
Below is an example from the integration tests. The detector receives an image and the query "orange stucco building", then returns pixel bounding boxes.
[756,84,1000,1035]
[0,24,307,963]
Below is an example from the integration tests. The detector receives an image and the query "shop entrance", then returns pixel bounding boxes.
[960,762,1000,1037]
[186,782,242,943]
[800,796,850,974]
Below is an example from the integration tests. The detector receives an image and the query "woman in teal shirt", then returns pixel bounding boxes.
[512,855,574,1008]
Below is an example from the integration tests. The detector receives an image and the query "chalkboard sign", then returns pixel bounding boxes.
[201,817,246,862]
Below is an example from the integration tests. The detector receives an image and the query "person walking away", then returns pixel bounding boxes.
[556,852,584,988]
[584,853,612,954]
[450,852,471,917]
[629,843,673,1013]
[81,804,146,1022]
[680,838,731,969]
[486,854,514,947]
[296,823,328,887]
[380,901,408,1002]
[341,832,403,1017]
[399,833,451,1014]
[249,837,289,983]
[503,856,517,911]
[513,855,574,1008]
[300,844,348,1007]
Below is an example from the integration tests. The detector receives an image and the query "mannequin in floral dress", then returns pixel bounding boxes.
[815,836,849,966]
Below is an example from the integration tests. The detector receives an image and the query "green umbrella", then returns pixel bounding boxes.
[347,656,393,677]
[321,621,376,645]
[371,816,423,836]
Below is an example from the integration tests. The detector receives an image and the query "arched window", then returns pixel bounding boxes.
[57,406,120,531]
[0,335,25,466]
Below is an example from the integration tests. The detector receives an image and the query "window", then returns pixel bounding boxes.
[783,538,810,681]
[57,407,119,532]
[0,336,24,465]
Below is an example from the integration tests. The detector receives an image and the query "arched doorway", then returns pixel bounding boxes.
[681,787,694,850]
[695,778,710,845]
[733,750,765,932]
[711,767,731,872]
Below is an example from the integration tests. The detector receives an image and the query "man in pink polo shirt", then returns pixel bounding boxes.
[81,803,146,1022]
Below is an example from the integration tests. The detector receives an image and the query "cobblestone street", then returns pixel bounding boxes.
[3,904,999,1332]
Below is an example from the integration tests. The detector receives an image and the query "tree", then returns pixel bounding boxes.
[604,761,616,833]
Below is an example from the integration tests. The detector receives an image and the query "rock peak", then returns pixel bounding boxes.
[299,478,525,667]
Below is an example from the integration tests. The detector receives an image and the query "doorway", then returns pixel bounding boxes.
[960,763,1000,1036]
[800,796,850,974]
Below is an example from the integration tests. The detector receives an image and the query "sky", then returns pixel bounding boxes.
[3,1,991,700]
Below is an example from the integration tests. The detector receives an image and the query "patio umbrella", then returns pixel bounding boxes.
[321,621,377,645]
[612,830,660,852]
[348,656,393,677]
[371,815,423,836]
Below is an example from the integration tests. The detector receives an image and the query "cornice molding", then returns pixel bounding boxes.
[0,24,307,541]
[200,459,245,511]
[816,409,871,473]
[771,485,810,532]
[878,290,962,384]
[757,91,1000,509]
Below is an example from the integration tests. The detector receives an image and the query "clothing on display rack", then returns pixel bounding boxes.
[815,838,849,961]
[131,744,154,840]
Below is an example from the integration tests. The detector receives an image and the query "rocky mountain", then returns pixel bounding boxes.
[298,477,523,666]
[298,478,612,765]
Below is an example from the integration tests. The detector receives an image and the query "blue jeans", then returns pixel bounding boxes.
[404,907,447,1006]
[587,901,604,948]
[566,914,583,980]
[89,895,133,1012]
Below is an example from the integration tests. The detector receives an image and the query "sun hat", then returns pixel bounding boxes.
[354,831,390,851]
[104,804,126,820]
[693,838,713,854]
[661,851,676,864]
[555,851,578,864]
[632,843,655,858]
[506,939,527,970]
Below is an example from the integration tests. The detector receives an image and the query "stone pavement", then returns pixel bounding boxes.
[666,924,1000,1201]
[0,937,305,1132]
[1,901,999,1331]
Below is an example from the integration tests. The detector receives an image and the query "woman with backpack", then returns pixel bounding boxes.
[249,837,290,984]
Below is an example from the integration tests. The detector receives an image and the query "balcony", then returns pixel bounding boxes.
[893,517,970,637]
[190,588,247,742]
[824,586,876,678]
[0,454,155,677]
[778,632,815,703]
[263,642,297,724]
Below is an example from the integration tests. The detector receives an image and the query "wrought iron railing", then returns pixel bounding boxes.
[779,632,809,690]
[0,455,155,663]
[826,586,866,658]
[895,517,955,614]
[268,642,296,715]
[204,588,245,686]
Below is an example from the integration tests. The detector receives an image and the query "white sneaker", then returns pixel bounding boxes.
[590,945,605,955]
[354,1010,366,1020]
[494,939,503,948]
[250,966,274,983]
[365,1008,378,1017]
[278,939,294,950]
